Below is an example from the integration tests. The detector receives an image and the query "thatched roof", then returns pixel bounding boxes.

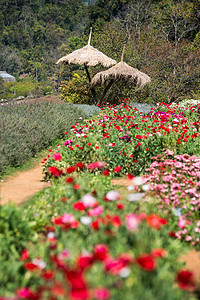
[91,46,151,89]
[56,28,116,67]
[91,61,151,88]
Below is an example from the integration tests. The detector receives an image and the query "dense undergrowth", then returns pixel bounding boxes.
[0,102,99,177]
[0,99,200,299]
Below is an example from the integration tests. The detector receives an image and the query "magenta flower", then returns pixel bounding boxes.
[52,152,62,161]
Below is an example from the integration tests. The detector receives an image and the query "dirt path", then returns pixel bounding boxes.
[0,163,51,205]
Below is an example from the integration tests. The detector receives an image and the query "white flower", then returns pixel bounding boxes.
[105,190,120,201]
[127,193,145,202]
[81,193,97,207]
[119,267,131,278]
[80,216,92,225]
[132,176,144,186]
[142,184,150,191]
[47,232,55,239]
[127,185,134,191]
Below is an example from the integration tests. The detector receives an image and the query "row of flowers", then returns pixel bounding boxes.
[43,100,200,177]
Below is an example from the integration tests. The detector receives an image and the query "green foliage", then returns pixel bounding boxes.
[0,204,32,295]
[60,73,93,104]
[0,102,87,176]
[0,80,54,100]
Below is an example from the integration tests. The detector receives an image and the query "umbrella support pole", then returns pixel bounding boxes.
[98,79,114,105]
[84,64,97,105]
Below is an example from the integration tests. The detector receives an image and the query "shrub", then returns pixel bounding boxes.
[60,73,93,104]
[0,101,87,176]
[0,204,32,295]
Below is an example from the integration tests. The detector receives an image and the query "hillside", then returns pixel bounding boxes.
[0,0,199,103]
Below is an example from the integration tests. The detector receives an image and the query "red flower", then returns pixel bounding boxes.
[176,270,195,291]
[114,166,122,173]
[169,231,176,238]
[91,220,99,231]
[127,174,134,180]
[146,214,167,230]
[76,162,85,169]
[135,135,142,139]
[42,270,54,280]
[136,254,156,271]
[65,177,74,184]
[48,166,63,178]
[73,184,81,190]
[93,244,109,261]
[117,203,124,210]
[87,143,92,146]
[24,262,38,271]
[66,166,76,174]
[151,248,167,258]
[19,249,29,261]
[73,201,85,211]
[70,288,89,300]
[103,169,110,176]
[77,254,94,271]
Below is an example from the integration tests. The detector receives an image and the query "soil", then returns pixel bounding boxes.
[0,95,199,289]
[0,162,51,205]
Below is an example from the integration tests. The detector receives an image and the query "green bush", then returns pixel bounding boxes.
[0,101,87,176]
[60,73,93,104]
[0,204,32,295]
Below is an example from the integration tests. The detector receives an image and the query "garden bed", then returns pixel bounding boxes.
[0,99,200,299]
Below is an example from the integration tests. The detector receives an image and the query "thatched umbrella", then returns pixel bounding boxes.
[91,46,151,105]
[56,28,116,104]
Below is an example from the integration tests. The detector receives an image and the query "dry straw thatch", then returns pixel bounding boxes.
[56,29,116,67]
[56,28,116,104]
[91,61,151,88]
[91,46,151,89]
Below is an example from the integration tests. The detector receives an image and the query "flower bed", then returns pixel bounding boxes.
[2,170,199,299]
[43,100,200,178]
[1,99,200,299]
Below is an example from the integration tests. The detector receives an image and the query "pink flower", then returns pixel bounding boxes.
[178,217,186,229]
[87,162,106,169]
[104,258,126,274]
[126,214,141,231]
[16,288,36,299]
[94,288,110,299]
[88,206,104,217]
[52,152,62,161]
[165,149,174,156]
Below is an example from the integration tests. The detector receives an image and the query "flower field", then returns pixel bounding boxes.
[0,99,200,299]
